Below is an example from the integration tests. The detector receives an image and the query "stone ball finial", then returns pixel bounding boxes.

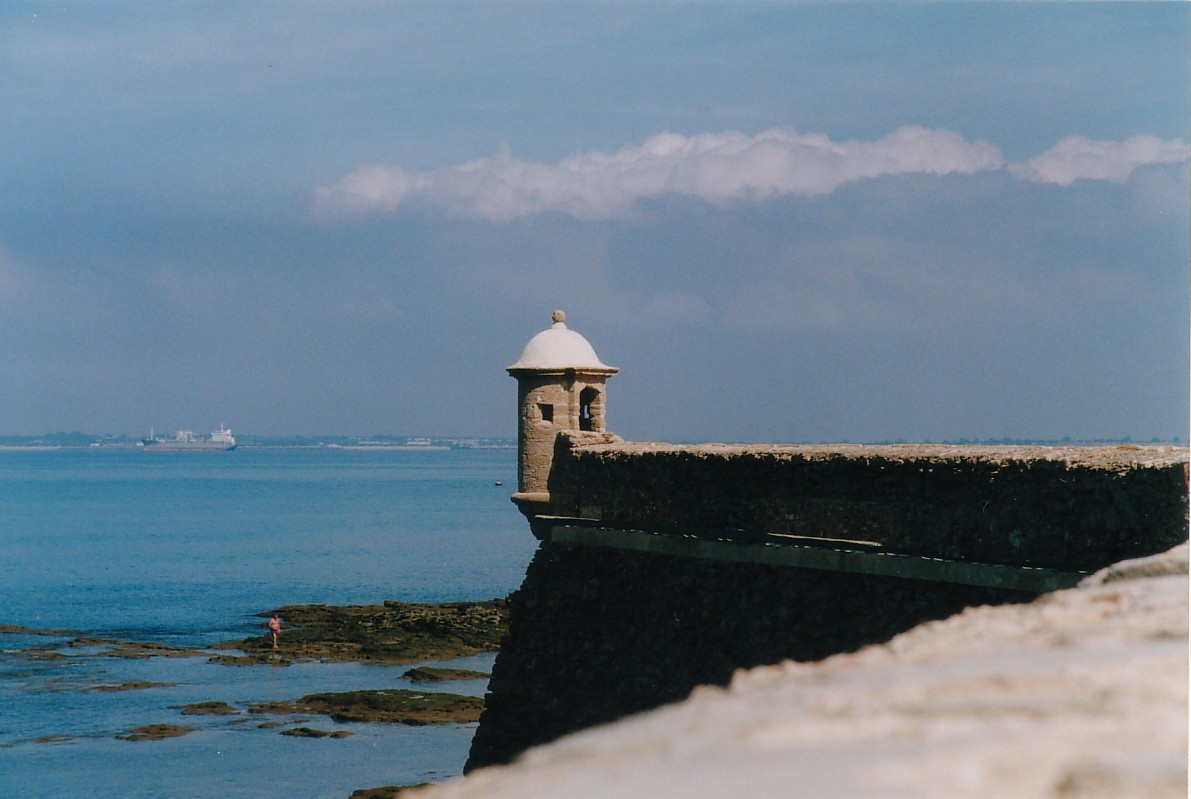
[551,310,566,324]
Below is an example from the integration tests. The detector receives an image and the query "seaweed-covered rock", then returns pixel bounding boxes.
[207,653,292,667]
[87,681,173,693]
[116,724,196,741]
[403,667,490,683]
[30,735,74,744]
[68,638,206,659]
[350,787,426,798]
[215,599,509,664]
[250,689,484,725]
[0,624,82,636]
[176,702,239,716]
[280,726,352,738]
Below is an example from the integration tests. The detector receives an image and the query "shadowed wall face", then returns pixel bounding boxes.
[466,541,1031,771]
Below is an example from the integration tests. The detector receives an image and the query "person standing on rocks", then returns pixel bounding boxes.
[268,614,281,650]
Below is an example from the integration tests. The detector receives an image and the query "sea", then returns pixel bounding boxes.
[0,446,538,799]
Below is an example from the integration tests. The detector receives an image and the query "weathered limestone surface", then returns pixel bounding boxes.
[422,543,1190,799]
[549,437,1188,571]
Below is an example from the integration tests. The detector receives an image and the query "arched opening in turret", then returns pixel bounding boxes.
[579,387,600,432]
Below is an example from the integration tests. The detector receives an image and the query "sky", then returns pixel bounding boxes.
[1,1,1188,443]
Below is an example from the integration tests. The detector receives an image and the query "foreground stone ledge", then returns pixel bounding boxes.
[419,543,1189,799]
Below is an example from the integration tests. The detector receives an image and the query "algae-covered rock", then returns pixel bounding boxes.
[247,700,304,716]
[0,624,82,636]
[22,650,68,661]
[250,689,484,725]
[305,689,484,725]
[30,735,74,744]
[116,724,196,741]
[350,786,426,798]
[403,667,490,683]
[207,653,292,667]
[280,726,352,738]
[87,681,173,693]
[177,701,239,716]
[68,638,206,659]
[214,599,509,664]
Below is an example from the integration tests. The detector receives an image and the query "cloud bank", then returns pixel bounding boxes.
[315,126,1004,221]
[314,127,1187,222]
[1010,134,1189,186]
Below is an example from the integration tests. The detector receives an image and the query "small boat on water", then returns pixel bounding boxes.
[139,425,237,451]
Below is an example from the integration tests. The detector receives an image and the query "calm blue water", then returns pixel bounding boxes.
[0,447,537,798]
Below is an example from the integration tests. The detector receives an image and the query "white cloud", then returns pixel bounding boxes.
[314,126,1005,222]
[1009,134,1189,186]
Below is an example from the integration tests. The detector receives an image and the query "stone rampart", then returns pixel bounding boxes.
[547,436,1188,571]
[466,438,1188,771]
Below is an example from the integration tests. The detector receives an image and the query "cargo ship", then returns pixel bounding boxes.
[139,425,237,451]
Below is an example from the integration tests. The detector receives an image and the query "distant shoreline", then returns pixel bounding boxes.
[0,443,516,451]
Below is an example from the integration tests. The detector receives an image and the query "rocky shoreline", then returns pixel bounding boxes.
[2,598,507,795]
[5,597,510,669]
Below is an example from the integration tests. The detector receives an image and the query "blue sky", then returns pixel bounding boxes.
[1,1,1187,442]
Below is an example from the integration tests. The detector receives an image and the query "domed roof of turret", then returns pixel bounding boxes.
[508,311,617,373]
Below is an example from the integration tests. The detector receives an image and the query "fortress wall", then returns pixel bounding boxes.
[466,541,1026,771]
[467,439,1188,771]
[548,436,1189,571]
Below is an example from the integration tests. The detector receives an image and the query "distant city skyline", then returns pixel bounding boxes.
[2,2,1187,443]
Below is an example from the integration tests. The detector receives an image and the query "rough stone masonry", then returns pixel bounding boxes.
[466,435,1187,769]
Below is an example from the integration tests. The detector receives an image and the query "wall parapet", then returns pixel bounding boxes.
[545,435,1188,573]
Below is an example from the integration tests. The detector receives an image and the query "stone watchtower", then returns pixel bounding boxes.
[508,311,618,524]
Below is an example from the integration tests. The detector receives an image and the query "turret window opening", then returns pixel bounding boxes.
[579,387,599,431]
[538,403,554,423]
